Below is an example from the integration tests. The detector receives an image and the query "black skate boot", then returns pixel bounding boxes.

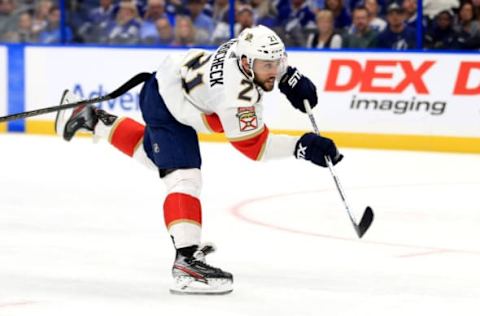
[170,243,233,295]
[55,90,117,141]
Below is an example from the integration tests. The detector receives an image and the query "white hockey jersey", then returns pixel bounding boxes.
[155,40,299,161]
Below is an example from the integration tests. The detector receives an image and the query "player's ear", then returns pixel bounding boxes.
[240,56,250,72]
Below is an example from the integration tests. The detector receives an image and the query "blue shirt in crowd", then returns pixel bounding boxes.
[376,25,416,49]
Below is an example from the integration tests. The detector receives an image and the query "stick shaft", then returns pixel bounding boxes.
[303,100,359,224]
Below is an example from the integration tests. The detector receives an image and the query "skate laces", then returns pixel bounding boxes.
[193,243,216,261]
[192,243,222,271]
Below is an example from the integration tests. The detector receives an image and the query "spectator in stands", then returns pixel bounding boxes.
[455,1,480,49]
[173,15,204,46]
[348,0,388,13]
[38,5,73,43]
[66,0,91,43]
[473,0,480,45]
[307,9,343,48]
[140,0,174,44]
[32,0,52,37]
[402,0,417,28]
[107,0,142,44]
[3,11,36,42]
[423,0,460,20]
[349,0,386,13]
[211,4,255,45]
[275,0,291,27]
[289,0,316,28]
[343,6,378,48]
[455,1,480,37]
[153,15,174,44]
[80,0,117,43]
[365,0,387,32]
[211,3,230,45]
[101,0,116,15]
[236,4,255,33]
[250,0,277,28]
[324,0,351,30]
[376,2,415,49]
[165,0,183,16]
[281,0,316,46]
[212,0,229,24]
[311,0,325,11]
[473,0,480,17]
[0,0,15,37]
[201,0,214,17]
[424,9,460,49]
[313,0,385,13]
[186,0,214,38]
[0,0,34,42]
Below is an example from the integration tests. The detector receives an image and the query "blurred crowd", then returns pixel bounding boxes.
[0,0,479,50]
[0,0,67,43]
[424,0,480,49]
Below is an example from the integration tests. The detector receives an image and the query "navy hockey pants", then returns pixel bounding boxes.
[139,72,202,170]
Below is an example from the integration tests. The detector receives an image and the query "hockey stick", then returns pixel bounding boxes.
[0,72,151,123]
[303,100,374,238]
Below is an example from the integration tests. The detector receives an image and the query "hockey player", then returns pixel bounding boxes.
[55,25,343,295]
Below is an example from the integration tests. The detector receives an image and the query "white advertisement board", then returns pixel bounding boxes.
[25,46,185,123]
[25,47,480,139]
[0,46,7,122]
[264,51,480,137]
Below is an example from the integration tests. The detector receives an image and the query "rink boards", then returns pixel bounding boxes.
[1,44,480,152]
[0,46,6,133]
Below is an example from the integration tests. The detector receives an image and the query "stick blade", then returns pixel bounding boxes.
[355,206,374,238]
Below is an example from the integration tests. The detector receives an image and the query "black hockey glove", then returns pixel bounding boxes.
[278,66,318,113]
[294,133,343,167]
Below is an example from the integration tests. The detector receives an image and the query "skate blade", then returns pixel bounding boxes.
[55,90,70,136]
[169,289,233,295]
[170,276,233,295]
[55,90,78,138]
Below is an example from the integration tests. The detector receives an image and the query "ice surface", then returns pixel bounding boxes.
[1,134,479,316]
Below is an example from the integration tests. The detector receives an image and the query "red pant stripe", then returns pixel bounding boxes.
[109,118,145,157]
[164,193,202,228]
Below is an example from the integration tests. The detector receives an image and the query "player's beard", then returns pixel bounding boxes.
[254,76,276,92]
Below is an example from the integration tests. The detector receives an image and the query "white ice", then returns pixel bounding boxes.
[0,134,479,316]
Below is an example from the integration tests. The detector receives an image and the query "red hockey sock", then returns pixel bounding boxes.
[163,193,202,229]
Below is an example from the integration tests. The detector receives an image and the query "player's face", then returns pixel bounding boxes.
[252,59,281,91]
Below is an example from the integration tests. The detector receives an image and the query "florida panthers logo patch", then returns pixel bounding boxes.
[237,106,258,132]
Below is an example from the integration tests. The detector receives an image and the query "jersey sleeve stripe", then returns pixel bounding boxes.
[256,139,268,161]
[201,114,214,133]
[229,126,269,160]
[201,113,224,133]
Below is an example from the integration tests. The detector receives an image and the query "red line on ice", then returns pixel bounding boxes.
[229,189,480,258]
[0,301,36,308]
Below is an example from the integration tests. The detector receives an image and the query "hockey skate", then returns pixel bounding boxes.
[170,243,233,295]
[55,90,117,141]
